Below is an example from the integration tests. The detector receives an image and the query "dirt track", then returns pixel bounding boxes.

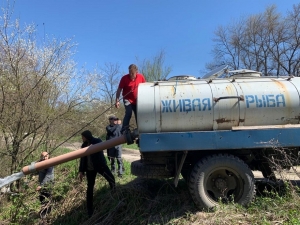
[253,168,300,180]
[121,148,141,162]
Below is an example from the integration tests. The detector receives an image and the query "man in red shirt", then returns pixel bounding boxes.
[115,64,146,132]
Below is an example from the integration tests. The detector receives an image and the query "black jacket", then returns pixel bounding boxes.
[106,124,122,150]
[78,137,107,173]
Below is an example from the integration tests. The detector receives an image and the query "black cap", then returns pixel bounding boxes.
[109,115,118,120]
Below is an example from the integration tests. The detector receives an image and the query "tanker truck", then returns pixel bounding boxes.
[130,66,300,210]
[1,66,299,211]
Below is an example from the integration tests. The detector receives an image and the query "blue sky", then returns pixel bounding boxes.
[3,0,300,78]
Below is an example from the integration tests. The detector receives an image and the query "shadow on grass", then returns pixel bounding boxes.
[49,177,198,225]
[39,176,300,225]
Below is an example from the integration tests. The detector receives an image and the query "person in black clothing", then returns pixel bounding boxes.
[106,116,124,177]
[78,130,115,217]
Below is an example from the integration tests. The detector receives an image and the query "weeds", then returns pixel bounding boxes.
[1,146,300,224]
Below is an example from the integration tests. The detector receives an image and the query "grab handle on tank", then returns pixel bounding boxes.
[214,95,244,102]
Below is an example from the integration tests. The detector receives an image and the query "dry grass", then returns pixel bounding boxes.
[1,145,300,225]
[1,165,300,225]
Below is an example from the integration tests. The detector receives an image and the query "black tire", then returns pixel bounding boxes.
[189,154,255,210]
[131,160,173,179]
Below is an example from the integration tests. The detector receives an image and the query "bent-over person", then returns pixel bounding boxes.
[78,130,115,217]
[36,152,54,218]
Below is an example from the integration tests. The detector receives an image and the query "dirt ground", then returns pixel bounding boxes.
[253,169,300,180]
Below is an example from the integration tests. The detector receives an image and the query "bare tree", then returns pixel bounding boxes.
[137,50,172,81]
[208,4,300,76]
[97,62,121,105]
[210,21,245,70]
[0,4,98,176]
[274,4,300,76]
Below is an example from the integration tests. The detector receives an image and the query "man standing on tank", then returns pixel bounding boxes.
[115,64,146,132]
[106,115,124,177]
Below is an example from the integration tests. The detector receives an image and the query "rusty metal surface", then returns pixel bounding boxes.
[137,77,300,133]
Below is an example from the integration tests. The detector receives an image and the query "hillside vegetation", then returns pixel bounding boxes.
[1,146,300,225]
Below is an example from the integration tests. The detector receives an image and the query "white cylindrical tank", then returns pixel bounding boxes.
[137,77,300,133]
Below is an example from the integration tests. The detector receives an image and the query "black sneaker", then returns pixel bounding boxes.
[120,126,130,134]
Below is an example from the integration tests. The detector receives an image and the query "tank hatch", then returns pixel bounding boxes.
[167,75,197,81]
[229,69,261,77]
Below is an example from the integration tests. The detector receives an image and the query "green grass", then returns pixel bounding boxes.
[122,143,139,150]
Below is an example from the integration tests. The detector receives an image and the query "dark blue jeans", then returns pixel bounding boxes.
[108,147,123,175]
[86,167,115,215]
[122,101,137,130]
[39,187,52,217]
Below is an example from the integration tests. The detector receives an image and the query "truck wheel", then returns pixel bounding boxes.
[189,154,255,210]
[131,160,173,179]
